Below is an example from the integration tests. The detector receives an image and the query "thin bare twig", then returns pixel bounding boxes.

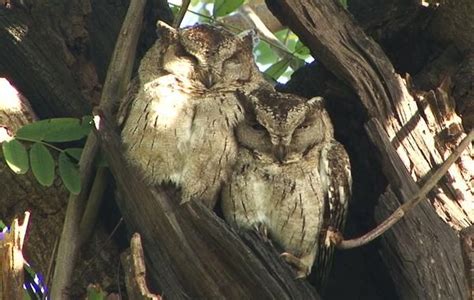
[337,130,474,249]
[173,0,190,28]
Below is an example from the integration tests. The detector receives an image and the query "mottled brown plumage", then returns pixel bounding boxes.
[119,22,269,208]
[222,89,351,285]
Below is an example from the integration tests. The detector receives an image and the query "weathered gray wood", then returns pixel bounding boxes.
[266,0,472,228]
[460,225,474,299]
[121,234,161,300]
[0,213,29,300]
[50,0,147,298]
[97,114,320,299]
[365,119,468,299]
[0,6,91,118]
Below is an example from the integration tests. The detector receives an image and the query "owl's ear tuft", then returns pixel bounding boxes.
[306,96,324,113]
[238,29,258,50]
[236,90,257,115]
[156,21,178,41]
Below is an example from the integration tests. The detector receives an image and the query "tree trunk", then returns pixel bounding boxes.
[1,0,472,299]
[0,1,126,297]
[267,0,472,299]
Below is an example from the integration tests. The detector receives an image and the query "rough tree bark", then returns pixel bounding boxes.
[0,1,124,297]
[267,0,472,299]
[0,0,472,299]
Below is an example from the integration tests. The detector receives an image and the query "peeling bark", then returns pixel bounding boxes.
[266,0,471,299]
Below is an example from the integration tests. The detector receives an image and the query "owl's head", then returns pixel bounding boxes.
[236,89,333,163]
[156,22,259,88]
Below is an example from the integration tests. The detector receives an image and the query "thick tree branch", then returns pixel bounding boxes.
[0,7,91,118]
[95,112,320,299]
[50,1,146,298]
[338,127,474,249]
[266,1,470,298]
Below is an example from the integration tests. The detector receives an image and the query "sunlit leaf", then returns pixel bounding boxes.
[59,152,81,194]
[30,143,55,187]
[170,3,180,17]
[265,58,291,80]
[275,29,290,42]
[213,0,244,17]
[16,118,90,142]
[2,139,29,174]
[295,40,311,56]
[289,57,306,71]
[255,41,279,65]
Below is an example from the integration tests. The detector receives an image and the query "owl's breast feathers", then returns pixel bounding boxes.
[121,70,245,207]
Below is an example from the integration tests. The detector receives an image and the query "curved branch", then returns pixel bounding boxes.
[338,130,474,249]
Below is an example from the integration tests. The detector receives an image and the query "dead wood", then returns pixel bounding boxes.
[266,0,471,299]
[0,212,29,299]
[96,112,320,299]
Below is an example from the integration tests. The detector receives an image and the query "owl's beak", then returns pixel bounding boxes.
[204,73,214,88]
[274,144,288,163]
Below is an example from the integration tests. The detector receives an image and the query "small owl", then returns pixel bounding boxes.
[119,22,269,208]
[221,88,351,285]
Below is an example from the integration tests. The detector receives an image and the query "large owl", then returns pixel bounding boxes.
[119,22,269,208]
[221,88,351,286]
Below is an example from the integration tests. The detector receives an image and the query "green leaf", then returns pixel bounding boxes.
[23,290,33,300]
[289,57,306,70]
[264,58,291,80]
[2,139,29,174]
[59,152,81,194]
[16,118,90,142]
[340,0,348,9]
[80,115,94,136]
[213,0,244,17]
[86,285,107,300]
[30,143,55,187]
[170,4,180,17]
[255,41,279,65]
[65,148,83,162]
[294,40,311,56]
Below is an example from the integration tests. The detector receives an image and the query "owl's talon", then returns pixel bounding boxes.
[324,227,343,247]
[280,252,310,279]
[254,223,269,242]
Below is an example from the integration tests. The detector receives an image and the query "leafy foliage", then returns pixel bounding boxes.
[58,152,82,195]
[29,143,55,187]
[86,284,107,300]
[258,29,312,82]
[1,117,92,194]
[16,117,91,142]
[213,0,244,17]
[2,139,29,174]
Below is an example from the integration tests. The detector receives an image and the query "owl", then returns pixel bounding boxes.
[221,88,351,286]
[119,22,270,208]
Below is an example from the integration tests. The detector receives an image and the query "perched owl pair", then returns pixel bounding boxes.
[119,22,351,284]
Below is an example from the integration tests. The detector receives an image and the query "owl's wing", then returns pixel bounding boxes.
[314,140,352,290]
